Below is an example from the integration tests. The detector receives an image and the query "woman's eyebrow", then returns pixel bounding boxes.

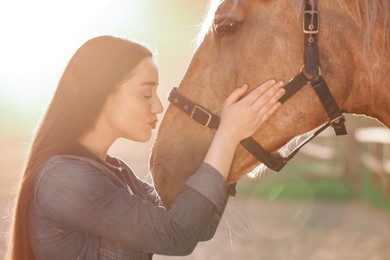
[141,81,159,87]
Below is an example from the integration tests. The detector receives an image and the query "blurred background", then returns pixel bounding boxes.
[1,1,389,259]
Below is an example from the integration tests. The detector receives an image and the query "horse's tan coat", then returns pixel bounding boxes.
[150,0,390,206]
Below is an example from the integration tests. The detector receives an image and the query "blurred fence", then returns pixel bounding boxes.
[355,126,390,197]
[274,114,390,202]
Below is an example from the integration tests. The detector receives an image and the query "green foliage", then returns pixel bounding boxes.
[237,165,390,211]
[237,176,354,201]
[358,168,390,210]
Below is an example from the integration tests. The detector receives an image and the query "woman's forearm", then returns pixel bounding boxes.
[203,130,239,180]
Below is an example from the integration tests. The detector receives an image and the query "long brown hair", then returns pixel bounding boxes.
[6,35,152,260]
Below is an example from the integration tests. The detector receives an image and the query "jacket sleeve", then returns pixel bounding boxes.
[34,158,229,256]
[129,166,227,241]
[198,211,223,241]
[117,159,162,207]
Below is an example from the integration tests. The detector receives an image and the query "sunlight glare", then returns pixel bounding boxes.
[0,0,139,112]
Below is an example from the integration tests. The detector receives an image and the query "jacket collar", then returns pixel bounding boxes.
[63,142,122,169]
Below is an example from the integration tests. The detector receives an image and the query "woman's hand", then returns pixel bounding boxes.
[204,80,285,179]
[218,79,285,144]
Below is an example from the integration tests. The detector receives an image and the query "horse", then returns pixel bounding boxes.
[150,0,390,207]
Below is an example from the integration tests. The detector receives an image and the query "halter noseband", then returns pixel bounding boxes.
[167,0,347,173]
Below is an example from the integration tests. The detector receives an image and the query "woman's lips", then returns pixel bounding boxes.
[149,120,158,129]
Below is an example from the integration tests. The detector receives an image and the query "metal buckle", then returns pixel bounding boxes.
[303,11,319,34]
[330,115,345,128]
[300,65,322,77]
[191,105,212,127]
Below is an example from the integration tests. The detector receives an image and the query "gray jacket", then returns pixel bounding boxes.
[28,154,228,260]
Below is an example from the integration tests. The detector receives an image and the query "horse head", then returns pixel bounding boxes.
[150,0,390,207]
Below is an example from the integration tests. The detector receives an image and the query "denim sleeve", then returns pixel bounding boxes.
[117,159,162,206]
[184,163,229,241]
[137,177,162,206]
[121,160,226,241]
[34,158,228,256]
[198,211,223,241]
[184,163,228,214]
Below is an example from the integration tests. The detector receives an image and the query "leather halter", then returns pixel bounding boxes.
[168,0,347,173]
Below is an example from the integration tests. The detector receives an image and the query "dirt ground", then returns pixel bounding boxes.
[155,196,390,260]
[1,197,390,260]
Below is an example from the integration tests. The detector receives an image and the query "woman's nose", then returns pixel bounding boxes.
[152,97,164,114]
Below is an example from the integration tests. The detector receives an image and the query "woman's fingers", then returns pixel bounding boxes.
[254,88,285,120]
[254,83,285,127]
[219,79,286,142]
[224,84,248,106]
[241,79,277,105]
[258,101,282,125]
[252,81,285,109]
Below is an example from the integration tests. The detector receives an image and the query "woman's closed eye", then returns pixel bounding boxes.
[140,83,155,99]
[141,89,153,99]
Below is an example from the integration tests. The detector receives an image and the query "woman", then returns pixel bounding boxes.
[6,35,285,259]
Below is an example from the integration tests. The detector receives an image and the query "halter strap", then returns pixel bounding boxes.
[310,76,347,135]
[168,88,220,129]
[304,0,320,75]
[280,73,347,136]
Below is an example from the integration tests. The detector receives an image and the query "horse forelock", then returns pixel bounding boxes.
[359,0,390,50]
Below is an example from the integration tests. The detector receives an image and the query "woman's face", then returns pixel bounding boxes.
[101,57,163,142]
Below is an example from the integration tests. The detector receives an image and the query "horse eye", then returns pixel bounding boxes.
[213,20,241,37]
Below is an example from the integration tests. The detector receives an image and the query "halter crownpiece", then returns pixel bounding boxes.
[168,0,347,174]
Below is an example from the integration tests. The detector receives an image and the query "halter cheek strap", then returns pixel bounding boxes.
[304,0,320,75]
